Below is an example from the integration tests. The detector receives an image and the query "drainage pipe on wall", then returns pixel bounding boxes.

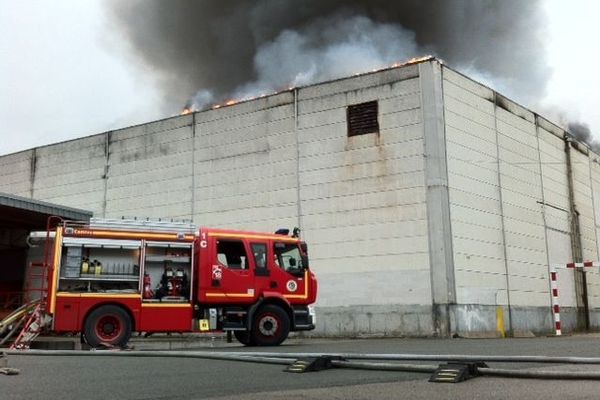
[564,135,590,331]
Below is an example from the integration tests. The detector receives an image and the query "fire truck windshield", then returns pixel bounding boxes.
[274,242,305,275]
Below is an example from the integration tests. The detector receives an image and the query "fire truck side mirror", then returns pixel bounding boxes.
[300,242,309,269]
[301,255,309,269]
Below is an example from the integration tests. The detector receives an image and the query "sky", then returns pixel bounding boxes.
[0,0,599,156]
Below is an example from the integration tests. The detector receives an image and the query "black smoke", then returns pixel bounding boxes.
[568,121,600,153]
[109,0,549,112]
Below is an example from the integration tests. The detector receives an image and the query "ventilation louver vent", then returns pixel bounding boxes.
[347,101,379,136]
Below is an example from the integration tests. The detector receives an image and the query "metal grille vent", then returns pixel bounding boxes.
[347,101,379,136]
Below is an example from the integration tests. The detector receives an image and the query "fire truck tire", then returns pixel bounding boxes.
[250,304,290,346]
[233,331,255,346]
[83,305,132,348]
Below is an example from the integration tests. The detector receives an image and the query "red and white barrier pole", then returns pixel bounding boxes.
[550,261,600,336]
[549,264,561,336]
[565,261,600,269]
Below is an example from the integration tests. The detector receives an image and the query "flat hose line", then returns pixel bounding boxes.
[331,361,600,380]
[6,349,600,380]
[5,349,295,365]
[234,351,600,365]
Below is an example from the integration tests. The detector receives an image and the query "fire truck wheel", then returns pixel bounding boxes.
[233,331,255,346]
[251,304,290,346]
[84,305,132,348]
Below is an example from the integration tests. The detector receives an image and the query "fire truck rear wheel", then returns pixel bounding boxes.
[83,305,132,348]
[250,304,290,346]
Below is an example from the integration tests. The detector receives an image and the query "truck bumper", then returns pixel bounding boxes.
[293,305,316,331]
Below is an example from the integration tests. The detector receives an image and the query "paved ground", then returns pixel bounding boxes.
[3,335,600,399]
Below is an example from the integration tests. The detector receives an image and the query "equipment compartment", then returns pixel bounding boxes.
[143,242,192,302]
[58,238,142,293]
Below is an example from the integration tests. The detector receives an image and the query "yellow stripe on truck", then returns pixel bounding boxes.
[49,227,63,314]
[283,271,309,300]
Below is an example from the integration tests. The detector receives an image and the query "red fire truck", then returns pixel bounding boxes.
[21,219,317,347]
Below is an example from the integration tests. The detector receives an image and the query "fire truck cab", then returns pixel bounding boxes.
[43,219,317,347]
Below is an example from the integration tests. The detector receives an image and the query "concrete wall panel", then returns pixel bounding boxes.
[193,98,296,232]
[0,150,34,196]
[298,65,419,100]
[30,135,107,213]
[299,66,430,311]
[571,150,598,262]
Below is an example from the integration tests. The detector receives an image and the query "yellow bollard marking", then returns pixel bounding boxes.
[496,306,506,338]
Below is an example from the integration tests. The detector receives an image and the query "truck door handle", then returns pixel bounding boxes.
[270,281,277,289]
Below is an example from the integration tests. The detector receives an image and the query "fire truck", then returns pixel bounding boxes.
[13,218,317,348]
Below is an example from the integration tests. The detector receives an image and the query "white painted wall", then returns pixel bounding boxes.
[538,124,575,307]
[0,150,34,197]
[105,116,194,220]
[585,156,600,308]
[495,103,548,308]
[442,65,600,314]
[297,65,431,308]
[442,68,507,306]
[4,60,600,335]
[2,66,432,316]
[193,93,298,231]
[33,135,106,214]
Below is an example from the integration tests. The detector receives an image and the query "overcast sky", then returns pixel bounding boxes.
[1,0,599,156]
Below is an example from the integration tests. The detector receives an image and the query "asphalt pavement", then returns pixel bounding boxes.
[3,335,600,399]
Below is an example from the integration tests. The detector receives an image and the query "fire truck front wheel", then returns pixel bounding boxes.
[250,304,290,346]
[233,331,255,346]
[83,305,132,348]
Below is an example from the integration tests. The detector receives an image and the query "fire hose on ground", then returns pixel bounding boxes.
[5,349,600,381]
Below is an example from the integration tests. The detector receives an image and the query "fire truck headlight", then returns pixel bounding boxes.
[308,305,316,325]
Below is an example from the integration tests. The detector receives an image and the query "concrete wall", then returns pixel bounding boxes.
[106,116,194,220]
[3,59,600,337]
[590,158,600,313]
[0,150,34,197]
[193,93,298,230]
[297,64,432,336]
[442,68,507,309]
[0,63,434,337]
[442,66,600,335]
[33,135,107,213]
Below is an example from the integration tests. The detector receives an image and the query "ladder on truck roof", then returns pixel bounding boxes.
[67,217,197,234]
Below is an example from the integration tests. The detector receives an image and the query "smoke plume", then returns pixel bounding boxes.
[567,121,600,153]
[109,0,549,112]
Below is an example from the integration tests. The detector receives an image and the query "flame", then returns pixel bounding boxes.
[180,107,194,115]
[405,55,434,64]
[182,56,435,115]
[361,56,435,77]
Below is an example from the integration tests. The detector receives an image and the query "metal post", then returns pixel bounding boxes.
[564,137,589,330]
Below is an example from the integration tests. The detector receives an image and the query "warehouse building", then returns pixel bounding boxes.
[1,58,599,337]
